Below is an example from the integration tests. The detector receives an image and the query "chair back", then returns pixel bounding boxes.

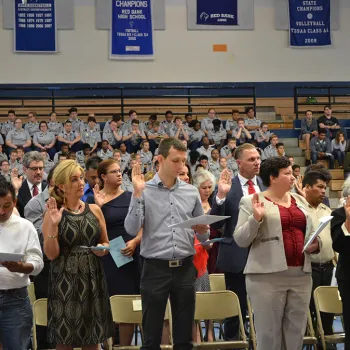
[314,286,343,315]
[110,295,143,324]
[208,274,226,292]
[27,282,36,305]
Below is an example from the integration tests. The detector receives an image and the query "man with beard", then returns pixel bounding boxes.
[210,143,264,340]
[15,151,47,217]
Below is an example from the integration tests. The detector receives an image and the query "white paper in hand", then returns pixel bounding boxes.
[167,215,230,229]
[0,252,24,263]
[303,215,333,253]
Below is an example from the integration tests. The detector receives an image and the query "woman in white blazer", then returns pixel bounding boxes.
[234,157,320,350]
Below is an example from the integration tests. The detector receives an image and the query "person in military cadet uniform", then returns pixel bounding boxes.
[143,114,157,133]
[1,109,16,136]
[57,120,83,152]
[8,149,23,175]
[137,140,153,173]
[81,113,101,133]
[33,121,57,160]
[122,119,146,154]
[97,140,113,161]
[103,113,125,134]
[160,110,174,136]
[5,118,32,153]
[68,107,84,132]
[0,160,11,183]
[102,119,123,150]
[47,112,63,137]
[0,144,8,164]
[80,116,101,153]
[25,111,40,137]
[124,109,144,133]
[38,149,55,177]
[76,143,92,169]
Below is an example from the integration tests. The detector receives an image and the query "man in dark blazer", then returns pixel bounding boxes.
[211,143,265,340]
[14,151,47,217]
[331,196,350,349]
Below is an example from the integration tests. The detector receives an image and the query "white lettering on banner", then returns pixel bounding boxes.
[297,6,323,11]
[295,21,325,26]
[115,0,148,7]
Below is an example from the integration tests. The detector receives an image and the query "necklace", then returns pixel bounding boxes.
[66,202,83,214]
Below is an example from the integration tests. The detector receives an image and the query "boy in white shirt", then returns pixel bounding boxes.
[0,180,43,349]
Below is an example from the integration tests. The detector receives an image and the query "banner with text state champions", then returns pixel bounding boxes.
[288,0,331,47]
[14,0,57,53]
[110,0,154,60]
[197,0,238,25]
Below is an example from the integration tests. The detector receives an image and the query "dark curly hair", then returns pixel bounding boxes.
[259,157,291,187]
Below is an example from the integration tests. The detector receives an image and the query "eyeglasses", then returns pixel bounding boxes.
[107,169,122,175]
[27,167,44,172]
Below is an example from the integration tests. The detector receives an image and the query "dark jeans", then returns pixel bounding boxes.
[34,146,56,160]
[56,141,83,152]
[310,261,334,336]
[223,271,247,340]
[332,149,345,167]
[311,152,335,169]
[0,287,32,350]
[257,141,270,150]
[125,140,142,154]
[338,279,350,350]
[189,141,201,151]
[140,256,196,350]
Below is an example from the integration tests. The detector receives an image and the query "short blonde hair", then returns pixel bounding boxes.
[50,160,84,208]
[192,170,216,194]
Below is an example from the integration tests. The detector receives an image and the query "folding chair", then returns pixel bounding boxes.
[208,274,226,292]
[208,274,226,339]
[27,282,36,305]
[303,311,318,350]
[32,298,83,350]
[32,299,48,350]
[246,298,257,350]
[314,286,345,350]
[109,295,172,350]
[193,291,249,349]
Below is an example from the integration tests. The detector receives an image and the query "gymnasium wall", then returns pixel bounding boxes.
[0,0,350,84]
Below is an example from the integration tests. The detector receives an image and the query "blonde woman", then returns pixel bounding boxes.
[43,160,113,350]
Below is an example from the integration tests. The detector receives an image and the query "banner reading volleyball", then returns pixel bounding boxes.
[196,0,238,25]
[110,0,154,59]
[288,0,331,47]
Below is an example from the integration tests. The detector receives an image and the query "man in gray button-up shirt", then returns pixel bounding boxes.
[125,137,209,350]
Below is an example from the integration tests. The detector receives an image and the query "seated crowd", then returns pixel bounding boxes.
[0,104,349,350]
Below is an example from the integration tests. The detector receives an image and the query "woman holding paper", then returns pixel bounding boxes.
[234,157,320,350]
[88,159,142,346]
[42,160,113,349]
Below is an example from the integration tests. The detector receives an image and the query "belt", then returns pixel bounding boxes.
[142,255,194,268]
[0,286,27,294]
[311,260,334,268]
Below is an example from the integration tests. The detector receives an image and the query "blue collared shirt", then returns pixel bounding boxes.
[81,183,93,202]
[125,173,209,260]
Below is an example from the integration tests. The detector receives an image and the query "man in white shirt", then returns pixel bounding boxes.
[300,170,336,343]
[0,179,43,350]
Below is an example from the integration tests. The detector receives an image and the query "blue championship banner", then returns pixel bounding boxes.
[197,0,238,25]
[288,0,331,47]
[110,0,154,59]
[14,0,57,53]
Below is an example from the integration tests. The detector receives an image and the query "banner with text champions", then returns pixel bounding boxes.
[288,0,331,47]
[110,0,154,60]
[14,0,57,53]
[197,0,238,25]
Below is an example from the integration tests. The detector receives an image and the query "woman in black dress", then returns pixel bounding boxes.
[43,160,113,350]
[87,159,142,346]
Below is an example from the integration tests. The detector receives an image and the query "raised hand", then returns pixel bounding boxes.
[93,184,105,208]
[11,169,23,193]
[252,193,265,222]
[217,169,232,199]
[132,164,145,197]
[294,175,305,198]
[46,197,64,227]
